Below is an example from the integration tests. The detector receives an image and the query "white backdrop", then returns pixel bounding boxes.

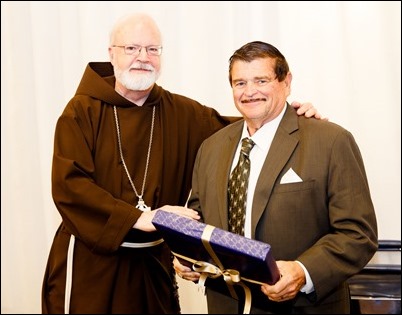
[1,1,401,314]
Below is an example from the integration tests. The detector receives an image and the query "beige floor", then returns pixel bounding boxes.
[177,275,207,314]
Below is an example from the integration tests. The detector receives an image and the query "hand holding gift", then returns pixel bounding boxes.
[152,210,280,313]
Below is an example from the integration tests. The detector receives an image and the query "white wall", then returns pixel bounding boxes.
[1,1,400,313]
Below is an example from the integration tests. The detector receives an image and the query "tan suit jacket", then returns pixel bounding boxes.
[187,104,378,313]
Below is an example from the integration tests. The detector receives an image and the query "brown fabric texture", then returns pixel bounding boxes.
[42,62,238,313]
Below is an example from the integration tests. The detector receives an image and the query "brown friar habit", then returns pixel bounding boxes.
[42,62,239,314]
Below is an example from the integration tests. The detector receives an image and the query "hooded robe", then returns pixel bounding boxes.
[42,62,238,314]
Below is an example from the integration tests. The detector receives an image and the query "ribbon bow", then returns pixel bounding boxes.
[173,224,256,313]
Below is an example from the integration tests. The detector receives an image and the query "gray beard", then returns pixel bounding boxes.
[115,68,160,91]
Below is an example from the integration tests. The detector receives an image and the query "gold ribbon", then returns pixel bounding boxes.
[172,225,263,314]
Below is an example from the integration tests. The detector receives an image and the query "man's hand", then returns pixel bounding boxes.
[291,101,329,120]
[173,256,201,282]
[260,260,306,302]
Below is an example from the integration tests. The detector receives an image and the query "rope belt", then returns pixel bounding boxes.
[120,238,164,248]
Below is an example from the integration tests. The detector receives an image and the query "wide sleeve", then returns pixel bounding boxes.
[51,99,141,254]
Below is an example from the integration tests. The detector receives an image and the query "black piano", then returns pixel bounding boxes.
[348,240,401,314]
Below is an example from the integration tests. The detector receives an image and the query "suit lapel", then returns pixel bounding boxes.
[251,105,299,238]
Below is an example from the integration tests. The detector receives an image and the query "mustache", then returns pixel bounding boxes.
[241,98,266,104]
[129,62,155,71]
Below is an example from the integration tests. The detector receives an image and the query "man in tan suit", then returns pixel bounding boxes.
[174,41,378,314]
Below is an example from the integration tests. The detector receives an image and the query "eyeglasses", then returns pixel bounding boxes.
[112,45,163,56]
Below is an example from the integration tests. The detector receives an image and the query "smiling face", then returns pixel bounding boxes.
[231,57,292,134]
[109,14,163,93]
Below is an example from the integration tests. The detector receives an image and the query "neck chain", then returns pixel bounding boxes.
[113,105,155,211]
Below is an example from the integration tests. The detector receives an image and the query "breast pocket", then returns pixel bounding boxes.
[274,180,315,194]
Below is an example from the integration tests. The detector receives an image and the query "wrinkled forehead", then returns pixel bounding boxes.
[232,58,276,75]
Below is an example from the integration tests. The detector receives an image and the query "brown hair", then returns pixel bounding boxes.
[228,41,289,86]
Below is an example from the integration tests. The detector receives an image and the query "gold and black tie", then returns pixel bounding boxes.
[228,137,255,236]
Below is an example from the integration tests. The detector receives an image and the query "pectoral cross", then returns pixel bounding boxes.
[136,196,151,211]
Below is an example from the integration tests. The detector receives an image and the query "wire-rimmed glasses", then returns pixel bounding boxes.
[112,45,163,56]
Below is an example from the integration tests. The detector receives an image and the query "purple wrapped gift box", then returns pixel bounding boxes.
[152,210,280,289]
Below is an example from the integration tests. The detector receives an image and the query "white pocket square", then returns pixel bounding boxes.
[280,168,303,184]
